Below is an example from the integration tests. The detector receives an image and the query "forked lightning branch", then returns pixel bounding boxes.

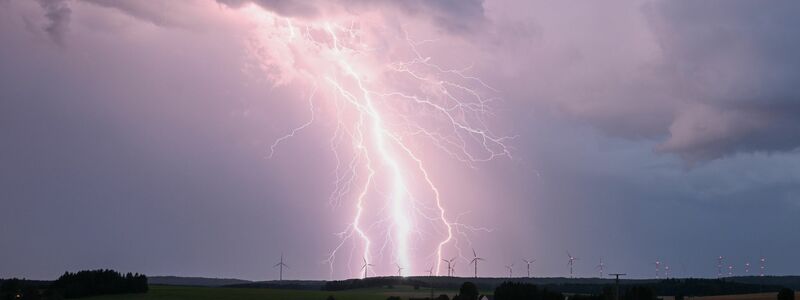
[242,5,511,278]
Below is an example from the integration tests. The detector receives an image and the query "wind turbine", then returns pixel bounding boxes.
[655,260,661,279]
[567,251,578,278]
[469,248,485,278]
[596,258,605,278]
[505,264,514,278]
[427,265,436,299]
[744,262,751,274]
[442,257,456,277]
[759,257,766,277]
[361,257,374,279]
[451,262,457,277]
[664,265,671,278]
[522,259,535,278]
[273,253,289,281]
[717,256,724,278]
[396,264,404,277]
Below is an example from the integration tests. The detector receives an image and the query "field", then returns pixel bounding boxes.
[87,285,458,300]
[694,292,800,300]
[82,285,800,300]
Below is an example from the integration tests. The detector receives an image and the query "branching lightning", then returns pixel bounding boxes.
[241,5,510,278]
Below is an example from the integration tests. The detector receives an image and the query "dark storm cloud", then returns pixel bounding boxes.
[29,0,800,163]
[4,0,799,280]
[215,0,318,17]
[645,1,800,162]
[485,1,800,164]
[80,0,183,27]
[216,0,486,33]
[36,0,71,45]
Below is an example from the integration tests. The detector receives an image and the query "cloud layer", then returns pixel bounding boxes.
[28,0,800,163]
[216,0,486,32]
[478,0,800,163]
[646,1,800,162]
[2,0,799,280]
[36,0,71,45]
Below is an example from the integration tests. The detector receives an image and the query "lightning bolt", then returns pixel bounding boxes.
[241,5,511,278]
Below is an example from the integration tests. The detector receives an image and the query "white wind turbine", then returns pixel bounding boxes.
[522,259,535,278]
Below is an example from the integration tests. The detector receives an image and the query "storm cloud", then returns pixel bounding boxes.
[477,0,800,164]
[646,1,800,162]
[2,0,799,280]
[33,0,800,164]
[36,0,71,45]
[216,0,486,32]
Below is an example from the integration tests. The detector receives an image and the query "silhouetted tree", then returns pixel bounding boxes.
[458,282,479,300]
[326,295,335,300]
[778,288,795,300]
[494,282,564,300]
[436,294,450,300]
[1,279,47,300]
[1,279,22,300]
[50,269,148,298]
[623,286,656,300]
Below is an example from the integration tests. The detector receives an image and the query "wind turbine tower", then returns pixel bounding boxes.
[567,251,578,278]
[469,249,486,278]
[273,253,289,281]
[396,264,404,277]
[522,259,535,278]
[759,257,766,277]
[655,260,661,279]
[745,262,751,274]
[717,256,724,278]
[596,258,605,278]
[442,258,456,277]
[505,264,514,278]
[361,257,374,279]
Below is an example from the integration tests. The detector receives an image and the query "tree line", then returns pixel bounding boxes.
[1,269,148,299]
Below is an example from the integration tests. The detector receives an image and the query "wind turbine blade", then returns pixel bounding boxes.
[472,248,477,258]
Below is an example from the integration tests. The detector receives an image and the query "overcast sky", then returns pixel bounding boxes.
[1,0,799,280]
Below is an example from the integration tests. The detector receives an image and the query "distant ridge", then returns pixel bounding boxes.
[226,280,327,290]
[727,276,800,290]
[148,276,252,287]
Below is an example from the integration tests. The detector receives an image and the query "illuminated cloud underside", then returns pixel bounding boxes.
[240,5,510,277]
